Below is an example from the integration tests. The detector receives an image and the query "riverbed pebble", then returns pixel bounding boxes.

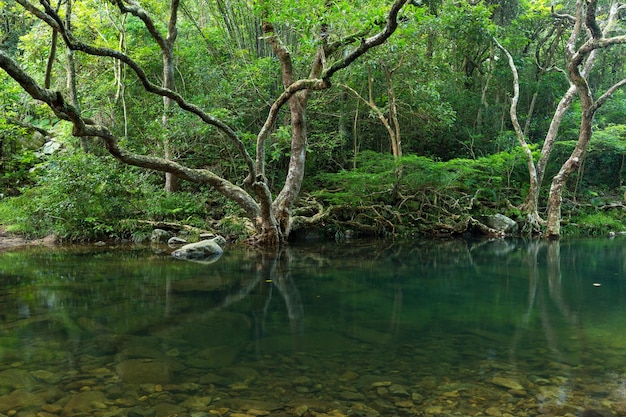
[0,325,623,417]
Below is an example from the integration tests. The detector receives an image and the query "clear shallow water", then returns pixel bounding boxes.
[0,238,626,417]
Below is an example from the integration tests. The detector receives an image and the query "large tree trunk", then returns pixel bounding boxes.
[545,117,591,238]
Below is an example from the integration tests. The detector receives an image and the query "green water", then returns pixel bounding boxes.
[0,238,625,417]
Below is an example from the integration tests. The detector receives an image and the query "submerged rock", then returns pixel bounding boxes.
[0,368,36,390]
[62,391,109,416]
[115,358,173,384]
[171,236,227,262]
[491,376,524,390]
[0,389,45,413]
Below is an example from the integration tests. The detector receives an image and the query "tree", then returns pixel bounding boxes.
[544,0,626,238]
[0,0,410,246]
[496,0,626,235]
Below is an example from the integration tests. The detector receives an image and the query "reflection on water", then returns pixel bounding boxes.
[0,238,626,417]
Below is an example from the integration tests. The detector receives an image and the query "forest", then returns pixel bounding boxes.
[1,0,626,246]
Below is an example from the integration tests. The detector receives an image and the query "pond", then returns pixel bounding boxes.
[0,238,625,417]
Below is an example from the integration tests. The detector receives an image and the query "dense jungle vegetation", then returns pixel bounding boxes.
[1,0,626,245]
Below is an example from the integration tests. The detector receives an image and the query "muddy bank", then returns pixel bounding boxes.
[0,227,55,251]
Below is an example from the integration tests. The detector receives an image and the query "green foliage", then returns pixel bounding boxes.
[311,147,531,207]
[0,150,39,194]
[141,189,210,225]
[596,91,626,129]
[552,125,626,190]
[3,0,626,241]
[564,211,626,237]
[0,151,140,239]
[311,151,395,205]
[0,146,230,241]
[579,125,626,189]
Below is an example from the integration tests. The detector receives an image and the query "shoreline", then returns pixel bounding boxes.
[0,227,56,250]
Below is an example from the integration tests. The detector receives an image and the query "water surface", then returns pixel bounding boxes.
[0,238,625,417]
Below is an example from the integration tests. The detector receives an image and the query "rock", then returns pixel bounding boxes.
[187,346,238,369]
[180,395,212,410]
[424,405,443,414]
[127,406,157,417]
[167,236,187,247]
[388,384,409,396]
[171,236,227,262]
[339,391,366,401]
[0,369,36,390]
[479,214,518,235]
[199,373,227,385]
[293,405,308,417]
[152,403,186,417]
[293,376,313,387]
[220,366,259,384]
[0,389,45,413]
[485,406,502,416]
[151,229,173,243]
[338,370,359,382]
[115,359,172,384]
[62,390,109,416]
[77,317,111,334]
[492,376,524,390]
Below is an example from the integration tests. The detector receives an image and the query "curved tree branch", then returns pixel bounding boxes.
[27,0,257,180]
[0,49,262,221]
[322,0,409,81]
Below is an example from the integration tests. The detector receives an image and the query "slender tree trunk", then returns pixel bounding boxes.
[163,0,180,193]
[523,90,537,138]
[494,38,541,227]
[383,65,403,186]
[341,62,402,179]
[45,30,57,89]
[64,0,88,152]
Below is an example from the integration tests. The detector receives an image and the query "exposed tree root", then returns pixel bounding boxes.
[128,220,216,236]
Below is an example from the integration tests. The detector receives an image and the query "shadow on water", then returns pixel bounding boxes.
[0,238,625,416]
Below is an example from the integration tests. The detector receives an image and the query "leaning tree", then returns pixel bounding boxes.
[0,0,411,245]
